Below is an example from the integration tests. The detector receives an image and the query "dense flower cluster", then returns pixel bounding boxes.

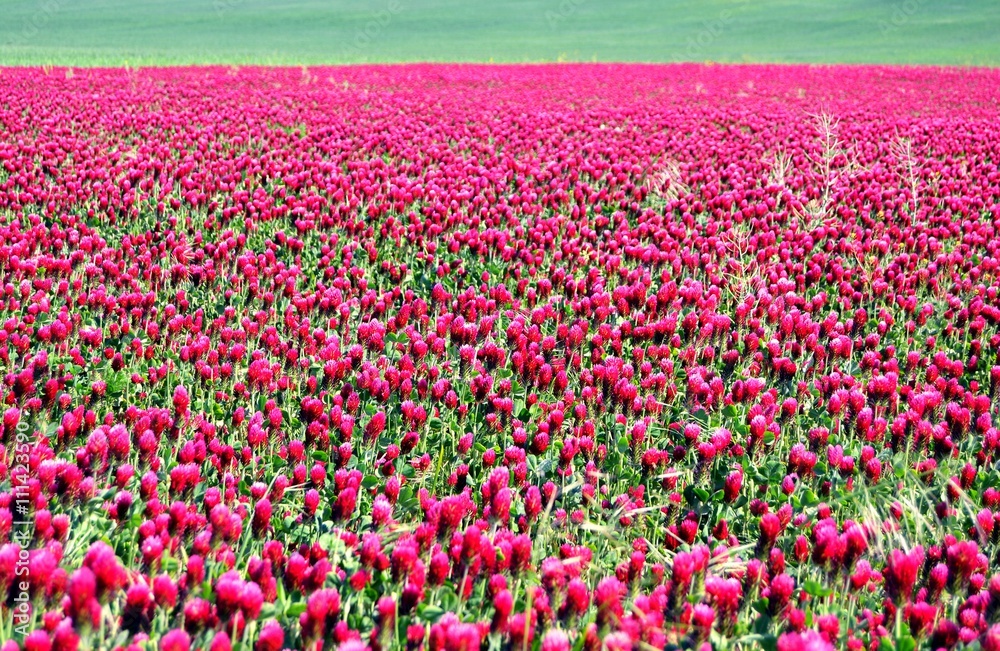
[0,63,999,650]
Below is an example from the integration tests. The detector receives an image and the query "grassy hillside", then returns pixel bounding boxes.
[0,0,998,66]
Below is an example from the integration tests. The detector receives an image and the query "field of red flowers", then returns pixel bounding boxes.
[1,63,1000,651]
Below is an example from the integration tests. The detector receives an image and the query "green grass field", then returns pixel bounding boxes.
[0,0,998,67]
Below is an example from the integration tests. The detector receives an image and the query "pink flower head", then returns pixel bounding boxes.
[885,546,925,604]
[173,385,190,416]
[254,619,284,651]
[160,629,191,651]
[776,630,834,651]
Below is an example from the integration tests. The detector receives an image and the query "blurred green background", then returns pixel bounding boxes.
[1,0,997,66]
